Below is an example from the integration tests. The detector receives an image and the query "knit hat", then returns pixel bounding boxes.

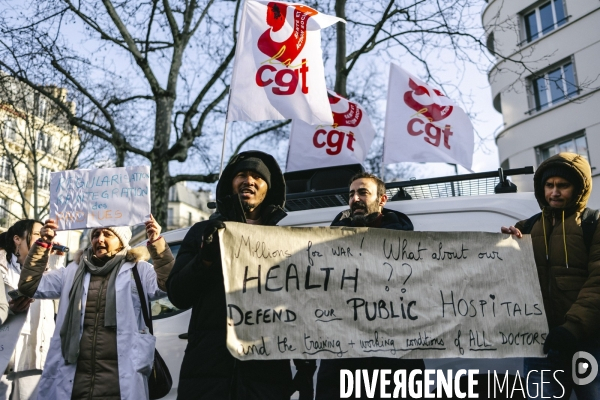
[541,165,579,186]
[232,157,272,187]
[89,226,132,249]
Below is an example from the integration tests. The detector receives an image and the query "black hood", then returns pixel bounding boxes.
[216,151,286,215]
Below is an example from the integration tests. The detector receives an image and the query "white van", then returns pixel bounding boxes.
[147,166,540,399]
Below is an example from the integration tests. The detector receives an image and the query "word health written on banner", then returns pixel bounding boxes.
[50,166,151,230]
[220,223,548,360]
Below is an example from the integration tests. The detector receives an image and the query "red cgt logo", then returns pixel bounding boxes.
[403,78,453,122]
[403,79,454,149]
[257,2,317,66]
[329,93,362,128]
[255,2,316,96]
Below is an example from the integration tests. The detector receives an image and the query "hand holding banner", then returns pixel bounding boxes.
[50,166,151,230]
[383,64,474,170]
[220,223,548,360]
[287,90,376,172]
[228,1,343,125]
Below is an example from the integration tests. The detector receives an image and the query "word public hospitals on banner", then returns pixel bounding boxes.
[383,64,474,171]
[50,166,151,230]
[227,0,343,125]
[219,223,548,360]
[287,90,376,172]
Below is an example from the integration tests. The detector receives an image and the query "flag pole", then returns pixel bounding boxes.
[219,88,232,178]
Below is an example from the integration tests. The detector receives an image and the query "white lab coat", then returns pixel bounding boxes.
[0,251,62,400]
[32,259,164,400]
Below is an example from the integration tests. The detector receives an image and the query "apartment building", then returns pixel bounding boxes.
[0,73,80,239]
[482,1,600,208]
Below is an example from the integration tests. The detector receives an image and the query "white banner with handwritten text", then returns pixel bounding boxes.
[50,166,151,230]
[220,223,548,360]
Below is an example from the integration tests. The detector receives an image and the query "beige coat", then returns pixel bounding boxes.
[514,153,600,341]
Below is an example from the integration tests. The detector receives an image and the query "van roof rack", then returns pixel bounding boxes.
[284,166,534,212]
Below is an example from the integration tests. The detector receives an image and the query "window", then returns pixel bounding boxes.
[536,133,589,165]
[188,212,192,226]
[0,197,7,226]
[147,243,190,319]
[168,185,178,202]
[36,131,51,151]
[37,166,52,189]
[2,119,16,141]
[530,61,577,112]
[34,94,47,118]
[167,208,174,226]
[523,0,567,43]
[0,157,12,182]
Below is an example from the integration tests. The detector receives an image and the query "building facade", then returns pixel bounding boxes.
[482,1,600,208]
[0,73,81,229]
[167,182,212,230]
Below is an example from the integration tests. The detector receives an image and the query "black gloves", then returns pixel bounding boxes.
[290,360,317,400]
[543,326,577,361]
[200,220,226,263]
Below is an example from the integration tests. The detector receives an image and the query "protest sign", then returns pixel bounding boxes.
[286,90,376,172]
[0,313,26,374]
[383,63,474,171]
[227,0,343,125]
[50,166,151,230]
[219,223,548,360]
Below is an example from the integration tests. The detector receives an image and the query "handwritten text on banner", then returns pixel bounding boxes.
[50,166,151,230]
[220,223,548,360]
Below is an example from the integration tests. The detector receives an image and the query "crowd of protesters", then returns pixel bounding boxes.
[0,150,597,399]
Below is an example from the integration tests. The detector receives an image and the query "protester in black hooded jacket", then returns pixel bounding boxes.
[167,151,314,400]
[316,172,425,400]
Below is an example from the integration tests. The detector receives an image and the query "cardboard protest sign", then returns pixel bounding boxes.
[228,0,343,125]
[383,64,474,171]
[50,166,151,230]
[220,223,548,360]
[286,90,376,172]
[0,313,26,374]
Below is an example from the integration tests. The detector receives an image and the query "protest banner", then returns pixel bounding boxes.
[50,166,151,230]
[219,223,548,360]
[286,90,376,172]
[0,313,26,374]
[227,0,343,125]
[383,63,474,171]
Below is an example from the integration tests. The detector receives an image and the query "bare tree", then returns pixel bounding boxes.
[0,0,504,226]
[0,72,92,224]
[0,0,249,226]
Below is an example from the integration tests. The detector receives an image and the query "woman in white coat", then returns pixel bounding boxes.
[0,220,62,400]
[18,216,174,400]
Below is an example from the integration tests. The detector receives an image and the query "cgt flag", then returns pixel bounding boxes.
[383,63,474,170]
[228,0,343,125]
[286,90,376,171]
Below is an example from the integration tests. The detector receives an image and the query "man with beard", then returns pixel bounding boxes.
[167,151,315,400]
[315,172,425,399]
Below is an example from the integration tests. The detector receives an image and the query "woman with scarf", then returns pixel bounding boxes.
[18,215,174,400]
[0,219,62,400]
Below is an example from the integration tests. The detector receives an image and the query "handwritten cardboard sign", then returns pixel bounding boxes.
[50,166,151,230]
[220,223,548,360]
[0,312,26,373]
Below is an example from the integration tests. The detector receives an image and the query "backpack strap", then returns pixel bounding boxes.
[132,263,153,335]
[521,212,542,235]
[581,208,600,253]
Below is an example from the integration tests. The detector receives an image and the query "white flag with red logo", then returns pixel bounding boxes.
[383,63,474,170]
[227,1,343,125]
[286,90,376,171]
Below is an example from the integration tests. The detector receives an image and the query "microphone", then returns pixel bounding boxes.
[52,244,70,253]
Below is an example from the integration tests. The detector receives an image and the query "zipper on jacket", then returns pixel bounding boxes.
[544,212,554,326]
[88,275,108,400]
